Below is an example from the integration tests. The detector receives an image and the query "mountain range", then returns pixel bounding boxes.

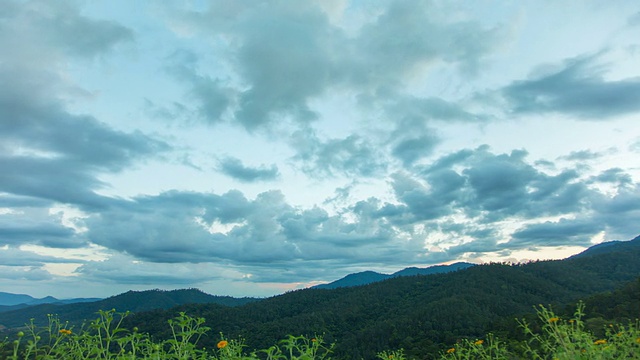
[0,288,257,329]
[312,262,475,289]
[1,235,639,359]
[119,235,639,359]
[0,292,101,307]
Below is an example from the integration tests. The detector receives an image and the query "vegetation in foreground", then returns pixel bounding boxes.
[1,302,639,359]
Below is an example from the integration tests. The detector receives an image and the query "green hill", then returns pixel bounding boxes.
[0,288,257,329]
[124,236,640,359]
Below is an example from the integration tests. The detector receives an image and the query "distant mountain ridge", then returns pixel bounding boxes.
[123,234,640,359]
[312,261,475,289]
[570,234,640,259]
[0,288,258,328]
[0,292,100,308]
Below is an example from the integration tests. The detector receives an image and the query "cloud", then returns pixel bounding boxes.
[82,188,415,276]
[291,131,387,178]
[218,156,279,182]
[590,168,633,186]
[164,49,233,124]
[509,218,603,248]
[0,207,85,248]
[0,0,170,209]
[75,254,231,285]
[0,266,52,281]
[591,185,640,239]
[502,54,640,119]
[165,0,507,131]
[0,248,78,267]
[627,11,640,27]
[392,134,440,166]
[31,1,134,58]
[558,149,605,161]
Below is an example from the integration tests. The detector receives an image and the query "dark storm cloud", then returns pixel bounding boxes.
[502,54,640,119]
[218,156,279,182]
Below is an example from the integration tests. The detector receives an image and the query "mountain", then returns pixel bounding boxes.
[391,262,475,277]
[313,270,390,289]
[0,288,258,329]
[0,292,37,307]
[570,234,640,259]
[123,235,640,359]
[313,262,475,289]
[0,292,101,309]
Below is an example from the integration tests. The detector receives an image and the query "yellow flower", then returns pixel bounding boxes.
[59,329,72,335]
[388,355,393,359]
[447,348,455,354]
[311,338,317,342]
[217,340,228,349]
[636,337,640,344]
[594,339,607,345]
[474,340,484,345]
[548,317,559,323]
[569,319,575,324]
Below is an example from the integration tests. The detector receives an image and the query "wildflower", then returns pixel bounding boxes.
[548,317,559,323]
[59,329,72,335]
[217,340,228,349]
[311,338,317,342]
[388,355,393,359]
[616,332,623,337]
[594,339,607,345]
[636,337,640,344]
[447,348,455,354]
[569,320,574,324]
[474,339,484,345]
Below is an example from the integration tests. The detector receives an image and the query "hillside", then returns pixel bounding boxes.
[313,262,474,289]
[124,235,640,359]
[0,288,257,329]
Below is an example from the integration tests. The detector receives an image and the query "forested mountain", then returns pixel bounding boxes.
[122,236,640,359]
[0,288,257,328]
[569,234,640,258]
[2,236,638,359]
[313,262,474,289]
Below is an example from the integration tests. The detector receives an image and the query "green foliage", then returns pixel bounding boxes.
[2,303,639,359]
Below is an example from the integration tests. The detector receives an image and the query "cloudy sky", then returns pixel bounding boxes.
[2,0,640,299]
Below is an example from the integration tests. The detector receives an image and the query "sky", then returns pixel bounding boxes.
[1,0,640,299]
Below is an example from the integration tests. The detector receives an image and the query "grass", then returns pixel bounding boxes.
[1,303,639,359]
